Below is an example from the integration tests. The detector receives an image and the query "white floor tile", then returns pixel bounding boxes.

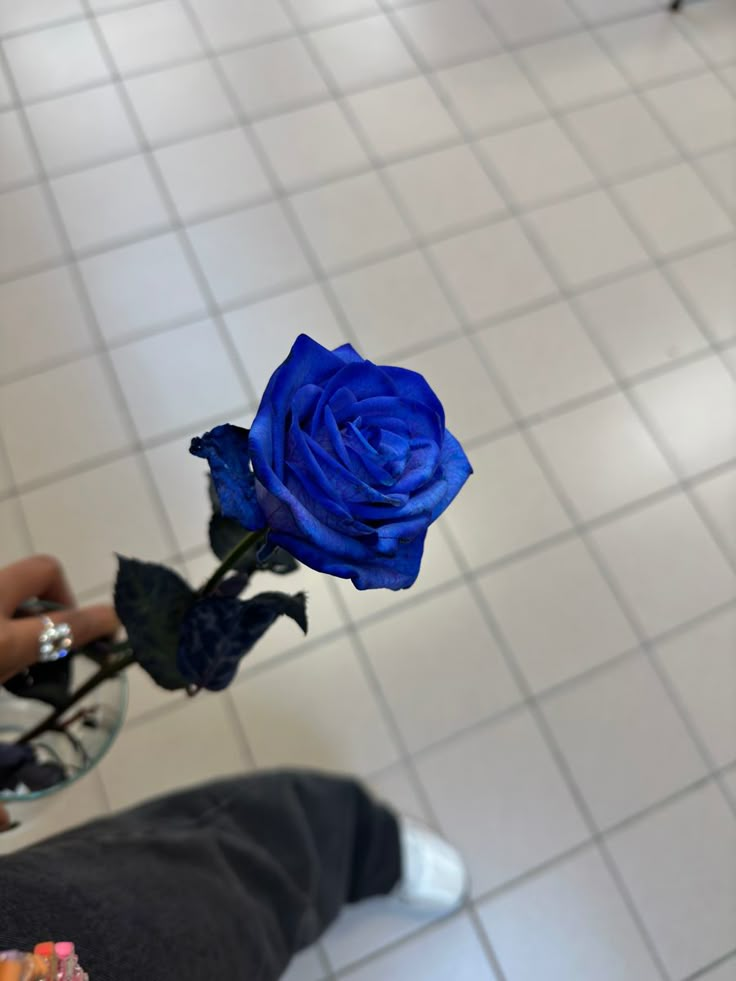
[597,12,705,85]
[0,497,32,565]
[396,334,512,443]
[348,76,459,163]
[477,848,661,981]
[692,467,736,561]
[528,189,649,289]
[616,162,731,258]
[224,283,346,396]
[330,251,457,361]
[477,0,580,45]
[111,318,245,441]
[644,72,735,155]
[656,608,736,769]
[21,455,172,594]
[533,392,676,519]
[323,897,435,973]
[478,538,636,693]
[431,219,557,323]
[608,785,736,979]
[88,0,157,8]
[572,0,658,23]
[576,268,708,377]
[543,655,706,828]
[80,232,207,342]
[386,145,505,238]
[668,242,736,343]
[281,948,325,981]
[442,434,570,570]
[125,60,236,145]
[155,127,271,220]
[416,708,588,895]
[219,37,329,118]
[98,0,203,75]
[290,172,411,272]
[0,0,83,34]
[100,691,249,809]
[288,0,378,29]
[309,15,415,92]
[0,353,130,484]
[254,102,367,191]
[0,60,11,110]
[0,266,94,380]
[633,356,736,476]
[565,94,678,181]
[340,915,498,981]
[0,446,12,497]
[362,582,520,753]
[698,147,736,216]
[232,634,399,774]
[677,0,736,66]
[0,110,36,190]
[721,64,736,96]
[187,202,311,306]
[188,0,291,50]
[519,32,629,110]
[436,54,546,135]
[4,21,109,102]
[52,156,169,252]
[0,184,63,277]
[26,84,138,175]
[394,0,500,68]
[478,118,595,209]
[592,494,735,637]
[479,299,612,416]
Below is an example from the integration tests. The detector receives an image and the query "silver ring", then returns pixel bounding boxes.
[38,615,74,663]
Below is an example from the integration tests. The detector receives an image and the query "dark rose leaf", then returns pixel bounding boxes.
[114,556,193,691]
[177,591,307,692]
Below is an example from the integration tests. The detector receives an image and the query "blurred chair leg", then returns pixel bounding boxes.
[670,0,683,9]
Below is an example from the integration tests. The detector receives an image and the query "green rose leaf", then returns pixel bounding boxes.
[114,556,194,691]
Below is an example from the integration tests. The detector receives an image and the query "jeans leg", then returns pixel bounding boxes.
[0,770,401,981]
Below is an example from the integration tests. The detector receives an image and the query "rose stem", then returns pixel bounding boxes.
[14,651,135,745]
[198,529,267,597]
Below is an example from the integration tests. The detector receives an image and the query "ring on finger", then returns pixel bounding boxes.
[38,615,74,663]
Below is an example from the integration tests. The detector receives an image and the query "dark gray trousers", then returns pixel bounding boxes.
[0,770,401,980]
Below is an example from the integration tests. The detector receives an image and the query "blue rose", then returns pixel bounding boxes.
[191,334,472,590]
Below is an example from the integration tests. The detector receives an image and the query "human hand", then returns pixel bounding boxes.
[0,556,119,684]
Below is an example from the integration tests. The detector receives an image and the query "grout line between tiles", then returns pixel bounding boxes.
[682,950,736,981]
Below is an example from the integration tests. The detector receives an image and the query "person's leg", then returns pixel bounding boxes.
[0,770,401,981]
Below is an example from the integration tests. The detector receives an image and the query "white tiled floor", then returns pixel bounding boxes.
[0,1,734,979]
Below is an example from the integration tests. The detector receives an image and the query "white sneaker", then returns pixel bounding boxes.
[394,817,469,915]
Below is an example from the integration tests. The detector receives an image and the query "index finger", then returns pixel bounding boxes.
[0,555,75,616]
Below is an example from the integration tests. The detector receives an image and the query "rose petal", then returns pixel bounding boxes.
[251,335,344,482]
[190,424,266,531]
